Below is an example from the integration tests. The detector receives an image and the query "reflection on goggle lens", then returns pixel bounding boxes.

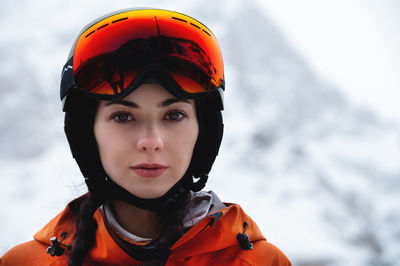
[71,10,224,96]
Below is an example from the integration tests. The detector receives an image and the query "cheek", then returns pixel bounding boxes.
[173,121,199,163]
[94,119,126,169]
[94,120,110,155]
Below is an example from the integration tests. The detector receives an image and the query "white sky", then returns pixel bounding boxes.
[256,0,400,122]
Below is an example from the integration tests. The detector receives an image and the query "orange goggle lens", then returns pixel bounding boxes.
[72,9,224,96]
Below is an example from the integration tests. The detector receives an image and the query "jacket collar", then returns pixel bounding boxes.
[34,198,265,264]
[172,203,266,258]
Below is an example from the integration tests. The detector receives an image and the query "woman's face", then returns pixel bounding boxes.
[94,83,199,199]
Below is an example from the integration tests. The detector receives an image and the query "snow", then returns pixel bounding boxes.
[1,0,399,265]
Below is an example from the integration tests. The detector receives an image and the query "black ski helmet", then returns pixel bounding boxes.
[61,8,224,211]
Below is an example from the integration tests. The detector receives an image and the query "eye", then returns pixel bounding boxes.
[165,110,187,121]
[111,112,133,122]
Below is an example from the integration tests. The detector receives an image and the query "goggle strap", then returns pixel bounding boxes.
[60,57,74,100]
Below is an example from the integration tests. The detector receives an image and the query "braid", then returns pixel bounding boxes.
[144,191,191,266]
[68,192,104,266]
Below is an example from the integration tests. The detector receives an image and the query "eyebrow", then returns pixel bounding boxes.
[103,98,191,109]
[104,100,139,108]
[160,98,191,107]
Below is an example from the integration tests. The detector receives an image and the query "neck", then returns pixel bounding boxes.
[111,199,161,239]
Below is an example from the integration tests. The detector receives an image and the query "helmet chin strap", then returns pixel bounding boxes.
[84,171,201,212]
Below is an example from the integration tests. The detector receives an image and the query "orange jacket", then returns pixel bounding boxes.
[1,200,291,265]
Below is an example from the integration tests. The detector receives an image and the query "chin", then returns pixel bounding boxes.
[128,187,170,200]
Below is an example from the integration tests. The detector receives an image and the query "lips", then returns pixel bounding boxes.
[130,164,168,178]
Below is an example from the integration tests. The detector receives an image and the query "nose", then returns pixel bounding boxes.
[136,126,164,152]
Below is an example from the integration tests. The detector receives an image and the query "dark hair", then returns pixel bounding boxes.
[67,191,190,266]
[68,192,104,266]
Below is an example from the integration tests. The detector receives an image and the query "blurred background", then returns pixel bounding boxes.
[0,0,399,265]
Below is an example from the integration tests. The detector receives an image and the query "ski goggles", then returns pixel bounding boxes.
[60,9,224,102]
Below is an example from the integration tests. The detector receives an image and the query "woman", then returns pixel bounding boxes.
[1,8,291,265]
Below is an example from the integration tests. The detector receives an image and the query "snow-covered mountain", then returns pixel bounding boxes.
[1,1,399,265]
[207,2,400,265]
